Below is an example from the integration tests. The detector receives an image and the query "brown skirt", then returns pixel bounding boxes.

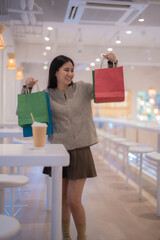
[43,146,97,179]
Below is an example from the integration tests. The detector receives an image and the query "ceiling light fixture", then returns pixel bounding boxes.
[96,58,100,62]
[43,65,48,70]
[85,67,90,71]
[138,14,144,22]
[43,52,47,56]
[48,26,53,31]
[0,24,6,49]
[115,33,121,44]
[90,62,95,67]
[45,46,51,50]
[44,36,50,41]
[126,30,132,34]
[16,67,24,80]
[6,53,16,69]
[107,48,113,52]
[115,37,121,44]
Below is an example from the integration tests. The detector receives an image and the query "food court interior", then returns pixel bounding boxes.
[0,0,160,239]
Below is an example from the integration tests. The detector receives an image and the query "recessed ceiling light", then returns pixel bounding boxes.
[96,58,101,62]
[48,26,53,31]
[138,18,144,22]
[115,39,121,44]
[43,52,47,56]
[90,62,95,66]
[126,30,132,34]
[107,48,113,52]
[44,36,50,41]
[85,67,90,71]
[43,65,48,70]
[45,46,51,50]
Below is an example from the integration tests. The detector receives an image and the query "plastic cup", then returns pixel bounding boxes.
[32,122,47,148]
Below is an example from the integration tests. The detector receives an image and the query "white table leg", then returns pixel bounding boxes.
[51,166,62,240]
[157,162,160,216]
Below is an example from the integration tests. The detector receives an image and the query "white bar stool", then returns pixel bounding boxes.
[146,153,160,216]
[118,141,138,186]
[128,146,154,200]
[0,174,29,216]
[111,137,127,174]
[0,214,21,240]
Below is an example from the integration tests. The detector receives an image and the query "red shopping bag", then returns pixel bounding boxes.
[92,61,125,103]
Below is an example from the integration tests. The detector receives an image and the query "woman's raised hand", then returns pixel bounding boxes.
[25,77,38,88]
[102,52,117,62]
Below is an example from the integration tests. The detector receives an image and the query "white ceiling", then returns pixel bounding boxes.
[1,0,160,66]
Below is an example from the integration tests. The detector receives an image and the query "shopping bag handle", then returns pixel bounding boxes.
[36,82,40,92]
[26,82,40,94]
[100,57,118,69]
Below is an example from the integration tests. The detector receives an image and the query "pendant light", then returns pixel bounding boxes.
[6,53,16,69]
[16,67,24,80]
[0,24,6,49]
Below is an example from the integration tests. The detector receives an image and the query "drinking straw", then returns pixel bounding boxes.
[30,113,35,123]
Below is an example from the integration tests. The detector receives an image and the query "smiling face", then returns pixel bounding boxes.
[55,61,74,91]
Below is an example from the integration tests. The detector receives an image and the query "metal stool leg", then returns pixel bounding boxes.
[0,188,4,214]
[125,147,129,187]
[9,188,15,216]
[46,175,51,211]
[157,161,160,216]
[139,153,143,200]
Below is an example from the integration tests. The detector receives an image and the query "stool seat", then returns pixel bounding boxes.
[0,214,21,240]
[0,174,29,188]
[146,153,160,161]
[129,146,154,153]
[0,174,29,216]
[119,141,138,147]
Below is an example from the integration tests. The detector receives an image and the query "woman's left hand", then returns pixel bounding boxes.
[102,52,117,62]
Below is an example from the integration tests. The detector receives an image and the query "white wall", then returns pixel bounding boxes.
[0,26,22,123]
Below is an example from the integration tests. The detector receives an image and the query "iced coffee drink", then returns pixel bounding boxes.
[32,122,47,148]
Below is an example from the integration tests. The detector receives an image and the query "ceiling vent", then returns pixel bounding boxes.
[64,0,148,25]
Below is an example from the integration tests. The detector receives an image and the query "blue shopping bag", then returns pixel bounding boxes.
[23,92,53,137]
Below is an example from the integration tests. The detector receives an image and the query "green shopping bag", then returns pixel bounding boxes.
[18,91,49,127]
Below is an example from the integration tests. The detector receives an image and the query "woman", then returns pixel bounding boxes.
[25,53,117,240]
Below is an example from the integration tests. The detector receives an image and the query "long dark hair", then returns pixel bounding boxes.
[48,55,74,89]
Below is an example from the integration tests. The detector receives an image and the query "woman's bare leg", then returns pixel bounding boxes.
[67,179,87,240]
[62,178,71,240]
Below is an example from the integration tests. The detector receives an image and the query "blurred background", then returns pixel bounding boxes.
[0,0,160,123]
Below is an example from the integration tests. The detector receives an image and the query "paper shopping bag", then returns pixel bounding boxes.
[23,92,53,137]
[18,91,49,127]
[93,66,125,103]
